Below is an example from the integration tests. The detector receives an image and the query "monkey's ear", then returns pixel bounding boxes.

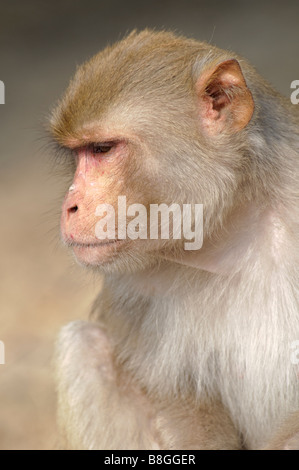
[196,59,254,134]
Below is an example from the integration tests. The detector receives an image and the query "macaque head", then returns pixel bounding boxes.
[50,30,254,273]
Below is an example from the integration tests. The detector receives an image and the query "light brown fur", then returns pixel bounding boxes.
[51,30,299,449]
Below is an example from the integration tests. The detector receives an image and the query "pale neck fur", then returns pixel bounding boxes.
[101,203,298,449]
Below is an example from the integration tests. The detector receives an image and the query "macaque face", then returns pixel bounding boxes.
[59,125,169,271]
[53,31,254,271]
[61,139,130,266]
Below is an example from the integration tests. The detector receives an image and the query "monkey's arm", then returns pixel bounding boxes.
[55,320,161,450]
[54,321,241,450]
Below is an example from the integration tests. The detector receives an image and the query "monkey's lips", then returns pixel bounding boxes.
[67,239,125,265]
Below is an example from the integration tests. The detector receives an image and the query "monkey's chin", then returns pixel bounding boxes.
[71,240,125,266]
[70,239,160,274]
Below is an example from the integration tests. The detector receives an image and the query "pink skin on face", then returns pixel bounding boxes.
[61,142,127,265]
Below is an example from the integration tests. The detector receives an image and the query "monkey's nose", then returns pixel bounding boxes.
[68,205,78,215]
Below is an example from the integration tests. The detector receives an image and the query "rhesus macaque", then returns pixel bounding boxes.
[50,30,299,450]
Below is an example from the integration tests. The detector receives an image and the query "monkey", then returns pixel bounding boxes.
[50,30,299,450]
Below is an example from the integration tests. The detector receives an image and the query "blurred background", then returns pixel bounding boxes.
[0,0,298,450]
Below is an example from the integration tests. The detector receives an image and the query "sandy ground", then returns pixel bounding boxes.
[0,0,298,450]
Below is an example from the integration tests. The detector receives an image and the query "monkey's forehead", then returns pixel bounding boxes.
[49,30,234,145]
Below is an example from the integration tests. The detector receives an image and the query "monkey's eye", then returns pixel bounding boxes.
[92,143,113,155]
